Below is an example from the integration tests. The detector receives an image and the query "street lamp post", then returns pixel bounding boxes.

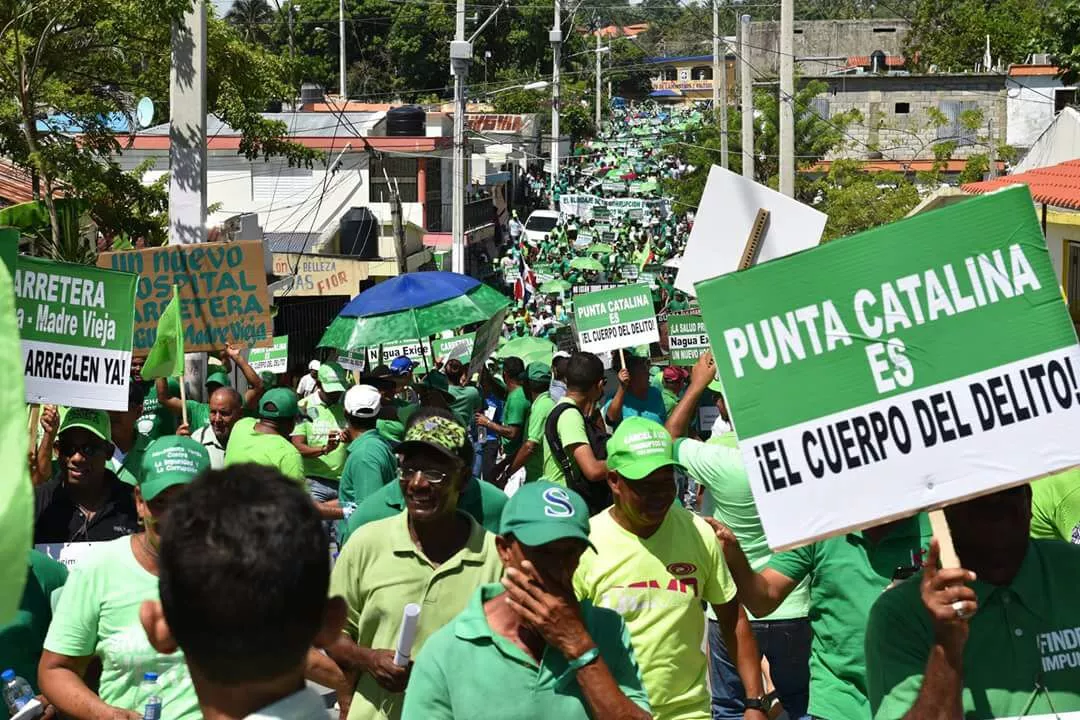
[549,0,561,206]
[339,0,347,98]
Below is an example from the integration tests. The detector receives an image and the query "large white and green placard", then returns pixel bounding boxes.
[338,341,433,370]
[15,258,137,411]
[433,333,476,362]
[697,187,1080,550]
[668,313,709,366]
[248,335,288,373]
[574,284,659,354]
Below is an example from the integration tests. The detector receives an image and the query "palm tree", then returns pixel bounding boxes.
[226,0,273,45]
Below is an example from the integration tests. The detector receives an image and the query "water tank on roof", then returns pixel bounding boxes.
[386,105,427,137]
[870,50,887,74]
[300,82,323,107]
[339,207,379,259]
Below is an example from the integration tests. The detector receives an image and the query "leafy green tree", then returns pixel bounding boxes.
[904,0,1046,72]
[1038,0,1080,82]
[811,160,920,241]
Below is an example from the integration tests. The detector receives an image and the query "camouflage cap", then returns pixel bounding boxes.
[396,414,470,464]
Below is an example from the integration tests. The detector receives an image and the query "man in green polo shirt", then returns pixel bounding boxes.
[443,358,483,429]
[306,412,503,720]
[1029,467,1080,544]
[502,362,556,488]
[224,388,305,485]
[327,385,397,532]
[292,362,349,511]
[866,485,1080,719]
[474,357,529,480]
[716,506,933,720]
[402,481,651,720]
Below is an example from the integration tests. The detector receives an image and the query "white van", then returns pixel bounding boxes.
[523,210,560,245]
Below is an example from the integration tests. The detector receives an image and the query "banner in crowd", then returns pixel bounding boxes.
[559,194,604,221]
[574,284,659,354]
[247,336,289,373]
[554,325,577,354]
[100,241,273,354]
[668,313,709,366]
[697,187,1080,550]
[469,309,508,378]
[572,283,619,297]
[338,341,433,371]
[15,258,137,411]
[433,333,476,362]
[621,264,639,281]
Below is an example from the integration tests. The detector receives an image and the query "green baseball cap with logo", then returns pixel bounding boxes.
[606,416,683,481]
[259,388,299,420]
[138,435,210,501]
[58,408,112,443]
[500,480,595,550]
[397,414,470,463]
[318,362,347,394]
[526,362,552,384]
[206,371,232,389]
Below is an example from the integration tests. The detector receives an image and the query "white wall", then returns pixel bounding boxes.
[1007,76,1064,149]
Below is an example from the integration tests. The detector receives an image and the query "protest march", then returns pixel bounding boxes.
[3,98,1080,720]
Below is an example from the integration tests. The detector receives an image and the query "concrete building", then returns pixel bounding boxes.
[646,53,737,104]
[746,18,910,78]
[1006,64,1077,153]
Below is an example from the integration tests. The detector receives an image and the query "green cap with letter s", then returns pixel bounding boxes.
[499,480,594,550]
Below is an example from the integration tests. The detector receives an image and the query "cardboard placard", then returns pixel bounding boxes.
[247,335,289,373]
[99,241,273,354]
[574,285,659,354]
[15,258,137,411]
[697,187,1080,551]
[668,313,709,366]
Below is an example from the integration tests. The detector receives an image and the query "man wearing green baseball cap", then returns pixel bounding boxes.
[156,344,266,429]
[403,481,651,720]
[573,416,767,720]
[501,361,557,488]
[293,361,350,510]
[224,388,305,485]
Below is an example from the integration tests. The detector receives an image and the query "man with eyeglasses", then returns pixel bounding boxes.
[33,408,140,544]
[306,407,503,720]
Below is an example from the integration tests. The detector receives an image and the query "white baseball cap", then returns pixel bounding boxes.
[308,360,322,371]
[344,384,381,418]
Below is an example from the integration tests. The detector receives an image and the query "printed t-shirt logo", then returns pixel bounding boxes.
[667,562,696,576]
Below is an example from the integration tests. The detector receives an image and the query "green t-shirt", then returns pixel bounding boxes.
[767,514,933,720]
[295,403,348,480]
[500,386,530,457]
[330,512,504,720]
[660,387,679,417]
[540,397,590,487]
[447,385,483,429]
[341,477,508,545]
[675,434,810,622]
[0,550,67,694]
[524,392,556,482]
[43,536,200,719]
[223,417,305,485]
[1030,468,1080,544]
[339,430,398,509]
[402,584,651,720]
[867,540,1080,720]
[136,386,175,440]
[377,398,416,444]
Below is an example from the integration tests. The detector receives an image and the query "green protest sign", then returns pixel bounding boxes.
[469,309,508,378]
[574,284,659,354]
[697,186,1080,550]
[338,341,433,371]
[248,335,288,373]
[0,228,17,278]
[620,264,639,281]
[638,271,657,289]
[15,257,137,411]
[668,313,708,366]
[433,333,476,362]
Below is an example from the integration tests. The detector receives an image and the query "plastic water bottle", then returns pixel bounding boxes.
[140,673,162,720]
[1,669,34,715]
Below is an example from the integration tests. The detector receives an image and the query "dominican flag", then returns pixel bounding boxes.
[514,254,537,304]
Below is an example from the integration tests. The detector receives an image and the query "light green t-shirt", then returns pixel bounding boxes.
[330,512,504,720]
[43,536,200,719]
[540,397,590,486]
[500,386,530,457]
[675,433,810,621]
[574,507,736,720]
[136,386,175,440]
[224,417,305,485]
[524,392,556,482]
[1030,468,1080,544]
[295,403,348,480]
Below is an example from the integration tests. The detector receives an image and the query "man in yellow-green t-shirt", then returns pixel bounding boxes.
[573,417,767,720]
[292,362,350,507]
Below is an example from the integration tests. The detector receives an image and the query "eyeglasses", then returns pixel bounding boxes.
[57,440,110,458]
[399,466,450,485]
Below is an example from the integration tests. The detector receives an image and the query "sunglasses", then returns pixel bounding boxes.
[57,440,110,458]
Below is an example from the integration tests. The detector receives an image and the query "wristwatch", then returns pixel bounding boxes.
[744,696,769,713]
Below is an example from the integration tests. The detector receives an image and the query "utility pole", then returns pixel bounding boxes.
[550,0,562,204]
[739,14,753,180]
[450,0,470,274]
[339,0,347,98]
[385,169,408,275]
[779,0,794,196]
[714,0,728,168]
[595,27,602,131]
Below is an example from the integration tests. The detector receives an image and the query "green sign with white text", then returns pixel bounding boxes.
[574,284,659,354]
[668,313,708,365]
[248,336,289,373]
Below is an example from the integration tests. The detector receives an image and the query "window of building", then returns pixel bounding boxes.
[424,159,443,232]
[873,27,898,33]
[808,97,830,120]
[661,68,677,82]
[936,100,980,146]
[691,66,713,81]
[251,160,314,203]
[895,102,910,114]
[369,154,418,203]
[1055,88,1078,115]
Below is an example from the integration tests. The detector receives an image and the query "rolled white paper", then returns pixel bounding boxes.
[393,603,422,666]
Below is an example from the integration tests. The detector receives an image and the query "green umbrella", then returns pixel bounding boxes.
[586,243,613,255]
[538,279,572,294]
[319,282,509,352]
[569,256,605,272]
[495,336,556,366]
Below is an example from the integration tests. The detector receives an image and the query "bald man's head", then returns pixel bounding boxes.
[209,387,244,443]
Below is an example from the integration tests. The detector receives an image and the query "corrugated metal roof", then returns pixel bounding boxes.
[962,159,1080,210]
[139,112,385,137]
[1008,65,1060,77]
[266,232,323,254]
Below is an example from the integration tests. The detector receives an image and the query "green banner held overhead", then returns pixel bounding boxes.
[696,186,1080,551]
[574,284,659,354]
[248,335,289,373]
[668,313,709,366]
[433,333,476,362]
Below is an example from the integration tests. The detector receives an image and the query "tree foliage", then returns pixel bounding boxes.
[811,160,920,241]
[904,0,1046,72]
